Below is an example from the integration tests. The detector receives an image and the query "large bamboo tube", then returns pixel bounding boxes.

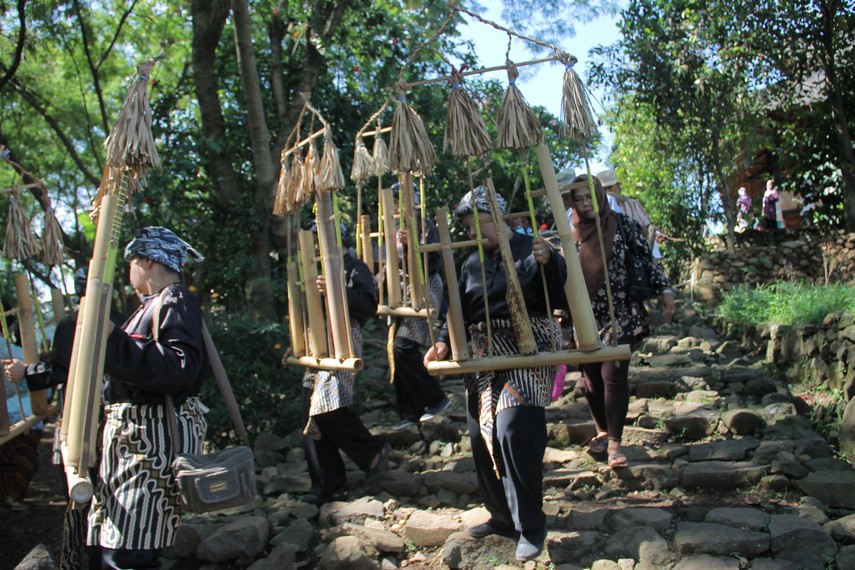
[379,186,401,307]
[286,259,306,358]
[484,180,537,355]
[376,305,436,318]
[435,208,469,361]
[315,192,353,358]
[298,230,328,357]
[15,274,48,415]
[401,171,425,309]
[64,192,118,470]
[50,287,66,324]
[427,345,631,376]
[360,214,374,272]
[535,143,600,351]
[285,355,363,371]
[60,294,87,441]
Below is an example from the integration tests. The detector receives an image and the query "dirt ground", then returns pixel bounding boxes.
[1,423,68,570]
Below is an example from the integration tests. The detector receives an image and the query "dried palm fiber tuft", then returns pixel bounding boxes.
[94,58,163,206]
[444,68,492,157]
[497,60,543,149]
[42,206,65,265]
[3,195,41,260]
[350,138,374,183]
[300,139,320,200]
[287,152,306,212]
[318,127,346,192]
[372,133,389,177]
[389,85,437,174]
[273,150,290,216]
[561,58,598,141]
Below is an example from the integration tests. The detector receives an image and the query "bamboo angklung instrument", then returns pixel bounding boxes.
[434,208,469,361]
[62,56,163,504]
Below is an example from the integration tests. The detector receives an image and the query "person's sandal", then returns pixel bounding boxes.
[588,433,608,454]
[608,452,628,469]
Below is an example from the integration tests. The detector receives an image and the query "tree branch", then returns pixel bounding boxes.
[0,0,27,92]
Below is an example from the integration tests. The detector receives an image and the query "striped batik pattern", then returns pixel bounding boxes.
[466,316,561,474]
[303,323,363,438]
[87,397,206,550]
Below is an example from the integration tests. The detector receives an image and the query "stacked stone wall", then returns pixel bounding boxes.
[691,232,855,302]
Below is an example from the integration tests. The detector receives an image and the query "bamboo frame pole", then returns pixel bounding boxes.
[15,274,48,415]
[376,305,437,318]
[426,345,631,376]
[0,403,57,445]
[483,179,537,355]
[535,143,600,351]
[419,239,479,252]
[316,192,353,358]
[380,186,402,307]
[298,230,328,357]
[285,355,363,372]
[435,208,469,361]
[401,172,425,309]
[360,214,375,272]
[404,56,561,89]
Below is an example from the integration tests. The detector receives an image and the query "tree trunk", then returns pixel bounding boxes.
[232,0,277,319]
[711,125,736,251]
[190,0,243,206]
[819,0,855,231]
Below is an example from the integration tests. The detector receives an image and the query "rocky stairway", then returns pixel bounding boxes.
[13,297,855,570]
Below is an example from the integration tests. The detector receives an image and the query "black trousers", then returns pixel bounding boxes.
[393,336,446,419]
[580,359,630,441]
[466,391,546,538]
[301,388,385,495]
[95,547,159,569]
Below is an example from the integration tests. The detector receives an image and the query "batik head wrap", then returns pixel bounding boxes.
[453,185,507,221]
[570,175,618,301]
[124,226,204,273]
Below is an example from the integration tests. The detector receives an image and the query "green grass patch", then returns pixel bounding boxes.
[717,282,855,326]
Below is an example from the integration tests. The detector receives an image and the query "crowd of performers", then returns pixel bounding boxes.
[2,170,673,567]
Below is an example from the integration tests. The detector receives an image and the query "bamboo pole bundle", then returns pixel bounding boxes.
[561,58,598,142]
[444,69,492,157]
[3,195,41,260]
[314,192,353,358]
[497,60,543,150]
[388,86,437,174]
[297,230,328,358]
[360,213,374,271]
[400,172,425,310]
[64,56,162,503]
[350,138,374,183]
[41,206,64,266]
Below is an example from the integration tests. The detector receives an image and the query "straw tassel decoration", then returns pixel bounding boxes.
[288,152,305,213]
[561,57,598,142]
[93,58,163,206]
[318,127,345,193]
[273,151,290,216]
[444,68,492,157]
[372,132,389,177]
[497,60,543,149]
[42,205,65,265]
[299,140,319,203]
[3,194,42,260]
[350,138,374,183]
[389,85,437,174]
